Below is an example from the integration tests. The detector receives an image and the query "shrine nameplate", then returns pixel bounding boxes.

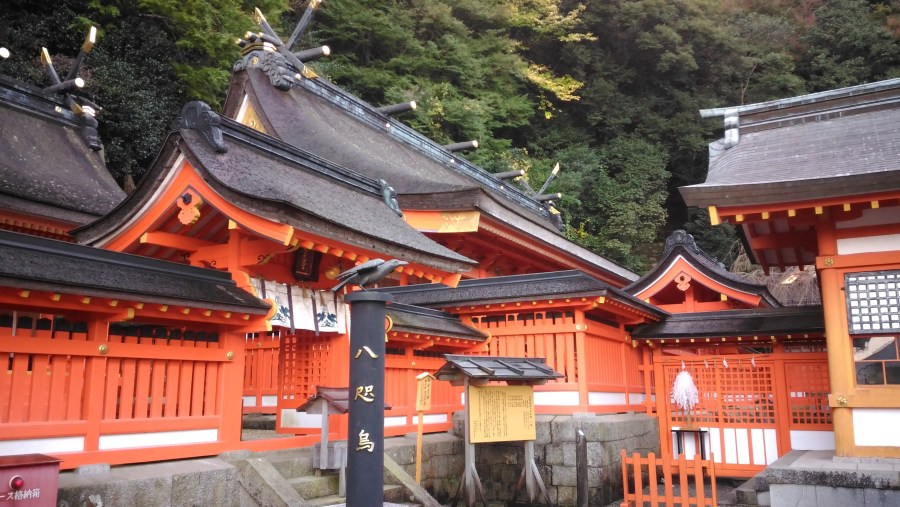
[468,385,536,443]
[416,372,434,412]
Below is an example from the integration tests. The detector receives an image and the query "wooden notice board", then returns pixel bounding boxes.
[468,385,536,443]
[416,372,434,411]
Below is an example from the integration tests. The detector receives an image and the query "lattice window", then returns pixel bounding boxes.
[664,362,718,426]
[853,336,900,385]
[719,364,775,426]
[279,332,332,403]
[784,362,831,427]
[664,360,775,426]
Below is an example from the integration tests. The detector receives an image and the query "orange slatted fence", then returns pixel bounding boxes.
[620,450,717,507]
[472,310,645,414]
[243,332,280,414]
[383,351,462,436]
[0,315,246,469]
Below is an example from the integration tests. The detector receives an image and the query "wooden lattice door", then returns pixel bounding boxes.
[276,331,336,433]
[659,356,782,477]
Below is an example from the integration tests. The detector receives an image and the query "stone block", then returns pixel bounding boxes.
[579,418,616,443]
[535,416,554,445]
[556,485,576,505]
[551,465,576,487]
[770,484,819,507]
[588,466,601,488]
[816,486,866,507]
[386,444,416,465]
[551,416,576,443]
[75,464,110,475]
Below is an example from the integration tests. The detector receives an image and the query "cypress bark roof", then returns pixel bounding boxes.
[74,103,474,274]
[0,229,268,312]
[631,306,823,339]
[625,230,781,307]
[387,303,486,340]
[682,78,900,207]
[227,68,555,221]
[377,270,666,318]
[0,75,125,223]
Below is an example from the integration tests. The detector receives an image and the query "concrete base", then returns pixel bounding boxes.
[766,450,900,507]
[58,458,240,507]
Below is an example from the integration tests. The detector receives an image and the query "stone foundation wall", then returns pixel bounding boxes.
[430,412,660,506]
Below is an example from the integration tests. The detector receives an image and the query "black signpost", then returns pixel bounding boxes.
[345,291,392,506]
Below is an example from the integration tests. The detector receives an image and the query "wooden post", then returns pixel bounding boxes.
[576,429,587,507]
[415,372,434,484]
[416,411,424,483]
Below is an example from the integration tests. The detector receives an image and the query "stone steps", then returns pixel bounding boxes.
[289,473,340,499]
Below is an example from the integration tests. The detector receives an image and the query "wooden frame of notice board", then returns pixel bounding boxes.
[434,355,563,507]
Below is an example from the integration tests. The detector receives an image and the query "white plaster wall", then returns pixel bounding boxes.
[98,429,217,450]
[281,409,322,428]
[534,391,579,406]
[853,408,900,447]
[790,430,835,450]
[837,234,900,255]
[0,437,84,455]
[588,392,646,405]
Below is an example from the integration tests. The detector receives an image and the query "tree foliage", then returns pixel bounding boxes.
[1,0,898,273]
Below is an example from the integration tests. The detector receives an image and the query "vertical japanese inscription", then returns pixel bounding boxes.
[344,292,391,506]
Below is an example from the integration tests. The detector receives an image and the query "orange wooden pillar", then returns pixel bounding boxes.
[82,317,110,454]
[220,330,247,447]
[816,220,856,456]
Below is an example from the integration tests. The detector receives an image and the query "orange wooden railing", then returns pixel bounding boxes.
[620,450,717,507]
[384,352,462,436]
[472,309,645,413]
[0,316,247,469]
[243,332,280,414]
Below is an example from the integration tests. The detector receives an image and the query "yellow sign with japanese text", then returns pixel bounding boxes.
[416,372,434,411]
[468,385,536,443]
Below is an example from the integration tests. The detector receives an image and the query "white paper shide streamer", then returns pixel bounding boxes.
[672,369,700,429]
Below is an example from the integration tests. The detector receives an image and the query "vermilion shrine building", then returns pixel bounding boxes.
[1,16,898,487]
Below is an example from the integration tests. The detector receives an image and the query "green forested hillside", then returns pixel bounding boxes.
[2,0,899,272]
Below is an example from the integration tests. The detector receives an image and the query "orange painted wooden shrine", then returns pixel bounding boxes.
[625,230,830,477]
[682,79,900,460]
[383,271,664,415]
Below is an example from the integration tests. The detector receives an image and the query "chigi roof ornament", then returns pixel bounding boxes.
[39,26,103,151]
[234,2,328,91]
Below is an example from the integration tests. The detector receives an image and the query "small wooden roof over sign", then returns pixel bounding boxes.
[436,355,563,386]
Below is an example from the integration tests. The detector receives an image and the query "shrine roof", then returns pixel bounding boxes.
[228,68,557,225]
[75,103,475,274]
[436,355,563,381]
[631,305,823,339]
[0,230,268,312]
[387,303,487,340]
[0,75,125,223]
[377,270,666,317]
[625,230,780,307]
[682,78,900,208]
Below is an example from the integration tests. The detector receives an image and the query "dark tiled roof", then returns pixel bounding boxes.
[436,354,563,381]
[0,76,125,222]
[631,306,823,339]
[377,270,666,318]
[682,79,900,207]
[228,68,558,228]
[387,303,486,340]
[76,106,475,274]
[0,230,269,312]
[625,230,780,307]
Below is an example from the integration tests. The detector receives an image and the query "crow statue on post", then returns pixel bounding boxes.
[330,258,408,293]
